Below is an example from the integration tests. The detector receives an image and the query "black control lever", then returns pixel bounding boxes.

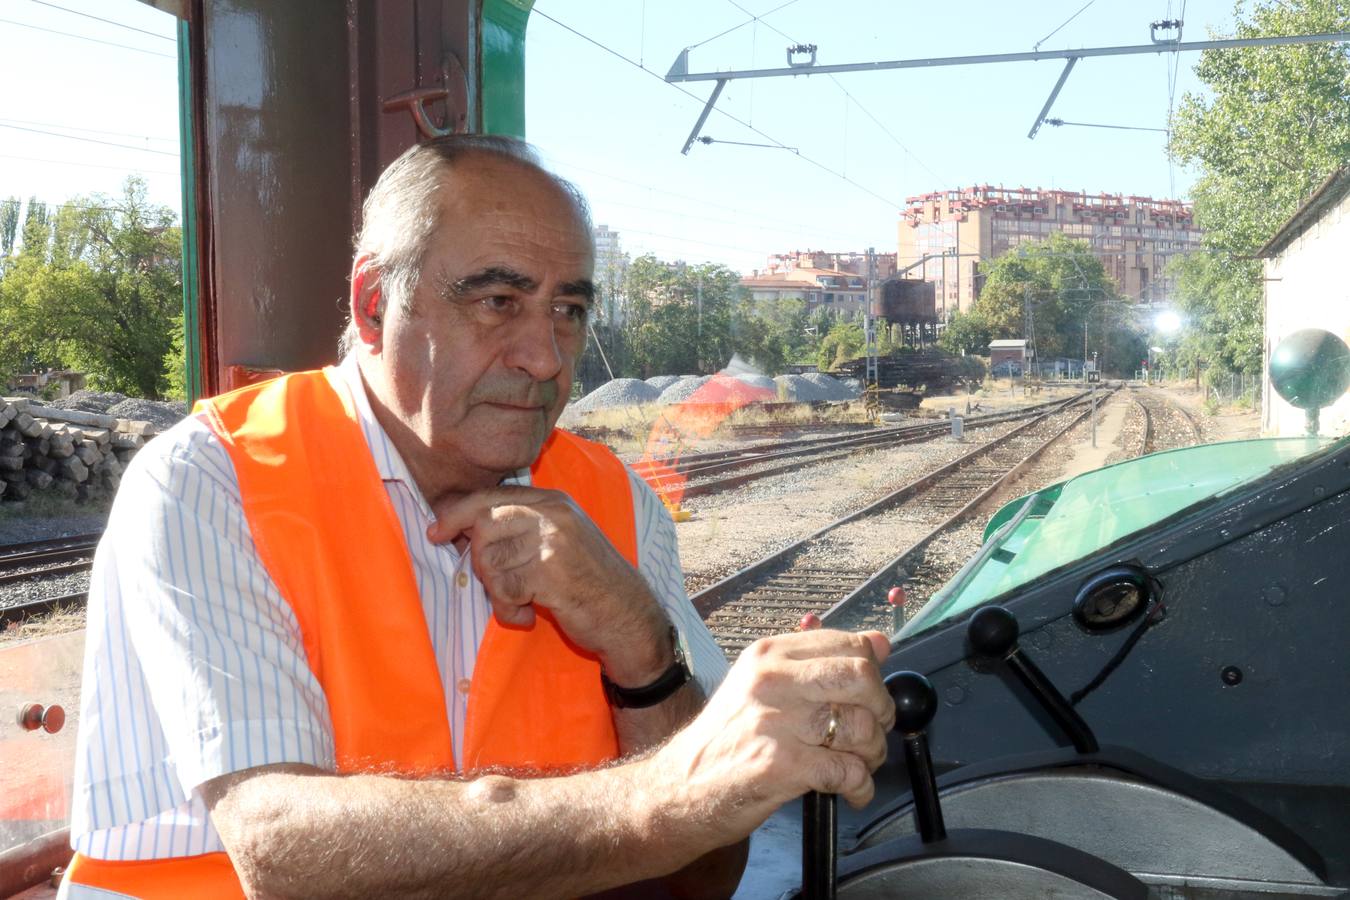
[885,671,946,843]
[967,606,1099,754]
[801,791,836,899]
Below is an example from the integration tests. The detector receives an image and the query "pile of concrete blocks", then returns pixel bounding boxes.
[0,398,156,503]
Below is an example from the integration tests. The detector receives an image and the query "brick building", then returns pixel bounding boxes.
[741,249,897,316]
[898,186,1202,320]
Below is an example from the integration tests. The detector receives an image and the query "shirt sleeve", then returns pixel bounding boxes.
[71,418,335,849]
[626,468,730,695]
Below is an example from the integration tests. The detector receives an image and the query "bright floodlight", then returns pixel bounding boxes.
[1155,310,1182,334]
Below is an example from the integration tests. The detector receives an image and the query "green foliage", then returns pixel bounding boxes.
[1167,252,1263,379]
[817,320,865,371]
[972,233,1127,369]
[1170,0,1350,254]
[0,178,183,398]
[1166,0,1349,389]
[0,197,19,257]
[938,310,993,356]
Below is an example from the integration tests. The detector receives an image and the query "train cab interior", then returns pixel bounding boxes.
[1,2,1348,898]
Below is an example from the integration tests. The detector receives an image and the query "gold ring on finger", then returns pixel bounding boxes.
[822,705,841,749]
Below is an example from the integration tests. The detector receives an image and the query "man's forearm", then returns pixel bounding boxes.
[211,762,720,900]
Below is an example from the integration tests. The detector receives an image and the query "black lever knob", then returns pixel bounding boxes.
[884,671,946,843]
[887,670,939,735]
[966,606,1099,754]
[967,605,1019,659]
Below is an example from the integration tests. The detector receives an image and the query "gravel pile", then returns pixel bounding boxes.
[645,375,681,391]
[841,377,863,393]
[107,398,187,432]
[570,378,661,412]
[802,372,860,400]
[52,390,128,414]
[734,373,777,393]
[657,375,711,404]
[773,374,831,402]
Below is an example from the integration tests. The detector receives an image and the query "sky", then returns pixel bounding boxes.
[0,0,1247,273]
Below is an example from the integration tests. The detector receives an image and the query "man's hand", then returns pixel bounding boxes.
[428,486,672,685]
[647,628,895,848]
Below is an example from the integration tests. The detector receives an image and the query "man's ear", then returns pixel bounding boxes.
[350,255,384,349]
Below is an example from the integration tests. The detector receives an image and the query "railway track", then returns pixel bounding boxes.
[0,533,99,628]
[691,392,1110,657]
[1133,387,1203,454]
[634,392,1093,500]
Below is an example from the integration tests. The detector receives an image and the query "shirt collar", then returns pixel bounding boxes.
[334,354,532,498]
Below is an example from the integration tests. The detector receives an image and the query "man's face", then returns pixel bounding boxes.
[368,157,594,484]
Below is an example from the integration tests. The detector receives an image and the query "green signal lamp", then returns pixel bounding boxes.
[1269,329,1350,435]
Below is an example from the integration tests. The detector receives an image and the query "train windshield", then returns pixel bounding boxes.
[899,434,1335,639]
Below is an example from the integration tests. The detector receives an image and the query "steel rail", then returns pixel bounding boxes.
[641,394,1094,501]
[690,392,1104,624]
[0,560,93,588]
[632,391,1087,479]
[0,591,88,628]
[0,534,100,573]
[820,393,1108,630]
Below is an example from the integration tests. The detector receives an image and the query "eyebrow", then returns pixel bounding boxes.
[443,266,537,297]
[440,267,595,306]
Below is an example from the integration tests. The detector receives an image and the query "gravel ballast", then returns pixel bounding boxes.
[571,378,661,412]
[106,398,188,431]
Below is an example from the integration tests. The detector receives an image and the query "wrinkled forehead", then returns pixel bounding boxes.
[437,154,593,251]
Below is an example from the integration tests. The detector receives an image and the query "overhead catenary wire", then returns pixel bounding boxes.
[0,117,177,144]
[718,0,947,186]
[0,122,180,157]
[0,15,175,58]
[685,0,803,51]
[530,8,904,211]
[28,0,175,42]
[0,153,178,178]
[1032,0,1101,51]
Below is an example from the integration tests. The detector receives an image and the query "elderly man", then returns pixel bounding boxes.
[62,136,893,899]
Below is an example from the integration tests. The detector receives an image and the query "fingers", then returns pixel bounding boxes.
[804,747,875,809]
[806,702,889,771]
[771,628,891,665]
[426,485,557,543]
[784,657,896,731]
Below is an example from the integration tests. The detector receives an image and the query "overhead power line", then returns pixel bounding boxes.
[1046,118,1168,133]
[0,122,180,157]
[0,16,175,58]
[28,0,175,42]
[717,0,947,186]
[0,116,177,144]
[687,0,803,51]
[1033,0,1100,51]
[0,152,178,177]
[531,8,903,210]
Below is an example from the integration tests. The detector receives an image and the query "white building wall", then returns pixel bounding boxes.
[1262,186,1350,436]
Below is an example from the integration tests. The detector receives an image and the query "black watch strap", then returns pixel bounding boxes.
[601,627,691,709]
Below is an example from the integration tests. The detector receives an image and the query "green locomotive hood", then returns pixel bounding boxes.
[901,436,1331,640]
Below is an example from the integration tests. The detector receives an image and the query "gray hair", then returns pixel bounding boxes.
[340,135,592,355]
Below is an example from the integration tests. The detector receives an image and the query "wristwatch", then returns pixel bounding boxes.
[601,626,691,709]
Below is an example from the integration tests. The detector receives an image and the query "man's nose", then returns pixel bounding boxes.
[503,308,564,381]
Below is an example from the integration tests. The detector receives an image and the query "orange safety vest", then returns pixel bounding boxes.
[65,367,635,898]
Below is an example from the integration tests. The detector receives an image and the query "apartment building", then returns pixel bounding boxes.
[898,186,1202,318]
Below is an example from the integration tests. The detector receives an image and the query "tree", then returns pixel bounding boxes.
[1171,0,1350,254]
[0,197,19,258]
[972,233,1121,364]
[0,178,183,397]
[817,320,864,371]
[938,310,993,356]
[1167,0,1350,383]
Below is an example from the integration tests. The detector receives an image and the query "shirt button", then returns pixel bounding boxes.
[457,678,471,695]
[456,572,469,588]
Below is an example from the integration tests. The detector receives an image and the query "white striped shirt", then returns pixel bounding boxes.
[68,356,727,864]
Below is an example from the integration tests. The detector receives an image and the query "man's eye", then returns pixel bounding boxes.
[481,295,515,314]
[553,303,589,330]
